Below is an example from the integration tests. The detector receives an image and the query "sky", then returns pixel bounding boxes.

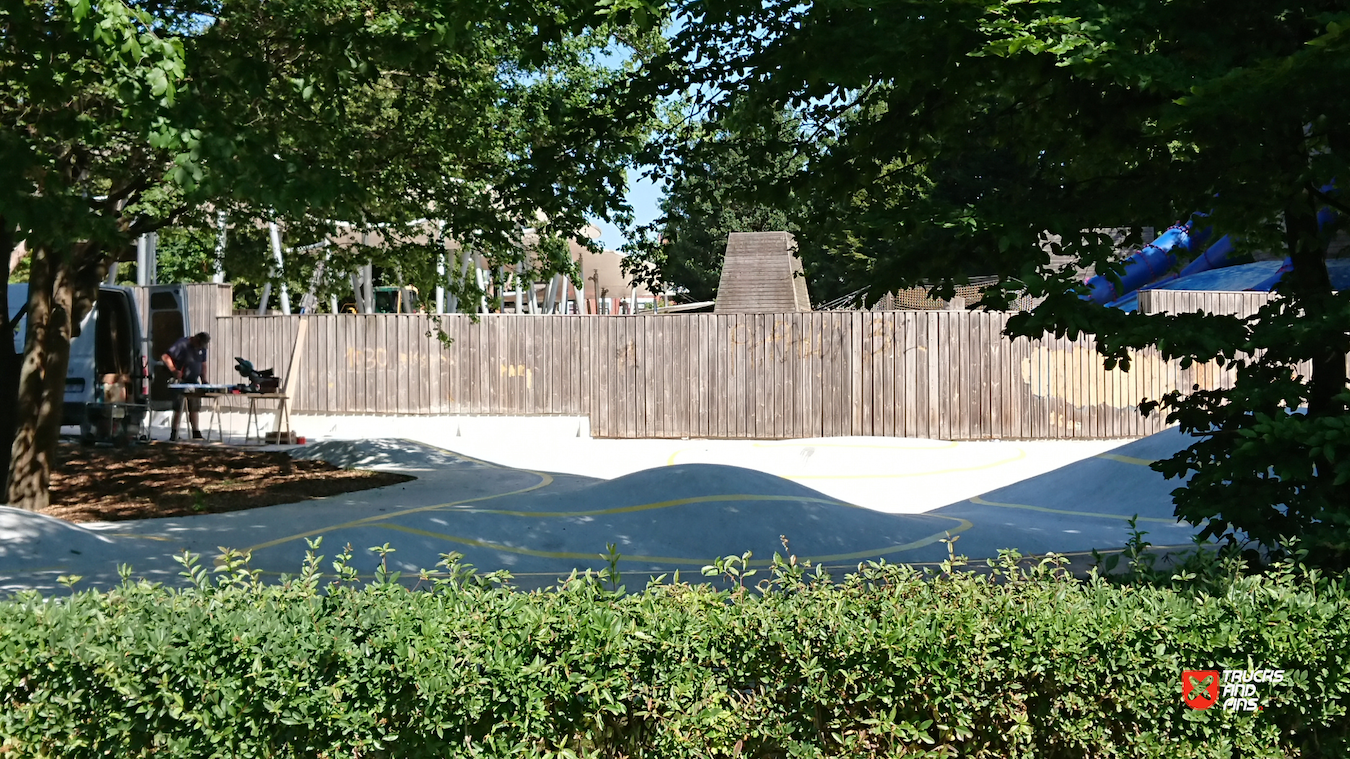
[588,172,664,251]
[582,33,677,252]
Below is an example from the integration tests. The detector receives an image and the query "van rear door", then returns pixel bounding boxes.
[8,284,139,424]
[146,284,190,404]
[95,286,146,404]
[7,284,26,355]
[6,285,27,396]
[6,284,97,416]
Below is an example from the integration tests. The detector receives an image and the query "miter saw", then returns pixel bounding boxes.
[234,357,281,393]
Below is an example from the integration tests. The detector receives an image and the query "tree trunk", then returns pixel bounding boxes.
[1284,195,1347,417]
[5,241,102,510]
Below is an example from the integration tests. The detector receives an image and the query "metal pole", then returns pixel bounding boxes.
[135,235,148,286]
[435,223,447,314]
[349,270,364,313]
[543,275,558,314]
[301,254,327,314]
[212,210,227,283]
[475,264,488,314]
[435,253,446,314]
[256,282,271,315]
[145,232,157,285]
[269,223,291,314]
[363,263,374,314]
[513,263,524,314]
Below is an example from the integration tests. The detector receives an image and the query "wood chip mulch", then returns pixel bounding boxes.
[44,442,415,523]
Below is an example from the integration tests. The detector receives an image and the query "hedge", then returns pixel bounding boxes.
[1,542,1348,758]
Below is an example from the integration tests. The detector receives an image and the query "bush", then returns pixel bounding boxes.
[1,542,1347,758]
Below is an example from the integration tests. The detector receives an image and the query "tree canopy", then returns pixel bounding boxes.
[1,0,660,507]
[623,105,888,305]
[627,0,1350,562]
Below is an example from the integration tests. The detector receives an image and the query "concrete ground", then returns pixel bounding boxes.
[273,414,1140,514]
[0,420,1204,594]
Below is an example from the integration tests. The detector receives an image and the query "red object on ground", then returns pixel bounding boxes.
[296,436,306,444]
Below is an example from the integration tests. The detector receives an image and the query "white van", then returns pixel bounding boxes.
[7,284,151,438]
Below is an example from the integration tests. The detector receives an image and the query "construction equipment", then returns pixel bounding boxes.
[340,286,419,313]
[234,357,280,393]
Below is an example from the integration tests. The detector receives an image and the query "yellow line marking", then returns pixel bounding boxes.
[244,437,974,563]
[373,515,973,566]
[242,436,568,554]
[967,496,1179,524]
[432,492,856,518]
[1095,453,1157,466]
[243,469,555,554]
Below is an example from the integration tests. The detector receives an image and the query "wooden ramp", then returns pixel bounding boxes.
[714,232,811,313]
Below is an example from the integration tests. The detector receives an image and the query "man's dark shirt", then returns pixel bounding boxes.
[167,337,207,382]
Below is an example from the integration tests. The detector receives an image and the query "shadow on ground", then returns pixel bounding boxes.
[2,430,1203,594]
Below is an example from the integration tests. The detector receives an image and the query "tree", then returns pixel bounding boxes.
[2,0,659,509]
[625,107,804,302]
[624,106,872,304]
[630,0,1350,561]
[2,0,189,509]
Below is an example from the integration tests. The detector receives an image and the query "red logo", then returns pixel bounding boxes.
[1183,670,1220,710]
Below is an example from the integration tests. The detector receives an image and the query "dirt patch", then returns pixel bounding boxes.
[45,442,415,523]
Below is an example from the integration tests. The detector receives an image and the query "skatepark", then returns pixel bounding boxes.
[0,421,1203,593]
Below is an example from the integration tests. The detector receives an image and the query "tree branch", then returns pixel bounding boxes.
[1309,183,1350,218]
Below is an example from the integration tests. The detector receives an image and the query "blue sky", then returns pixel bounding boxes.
[588,171,663,250]
[582,33,677,251]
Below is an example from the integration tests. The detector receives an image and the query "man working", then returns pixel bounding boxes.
[162,332,211,441]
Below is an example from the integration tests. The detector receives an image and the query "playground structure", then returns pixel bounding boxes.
[116,220,663,318]
[91,191,1347,445]
[713,232,812,313]
[1087,189,1343,311]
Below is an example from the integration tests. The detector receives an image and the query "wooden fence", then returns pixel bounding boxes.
[206,311,1238,440]
[1137,289,1350,379]
[1139,290,1275,318]
[129,283,234,344]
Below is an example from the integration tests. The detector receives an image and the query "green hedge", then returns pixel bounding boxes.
[1,544,1348,758]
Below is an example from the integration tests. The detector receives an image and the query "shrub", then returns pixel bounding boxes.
[1,542,1347,758]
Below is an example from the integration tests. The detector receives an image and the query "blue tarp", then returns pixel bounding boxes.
[1156,261,1286,292]
[1157,259,1350,292]
[1107,260,1350,311]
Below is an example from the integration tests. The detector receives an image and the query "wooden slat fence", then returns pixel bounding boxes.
[1138,290,1275,318]
[129,283,234,342]
[1137,289,1350,380]
[206,311,1241,440]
